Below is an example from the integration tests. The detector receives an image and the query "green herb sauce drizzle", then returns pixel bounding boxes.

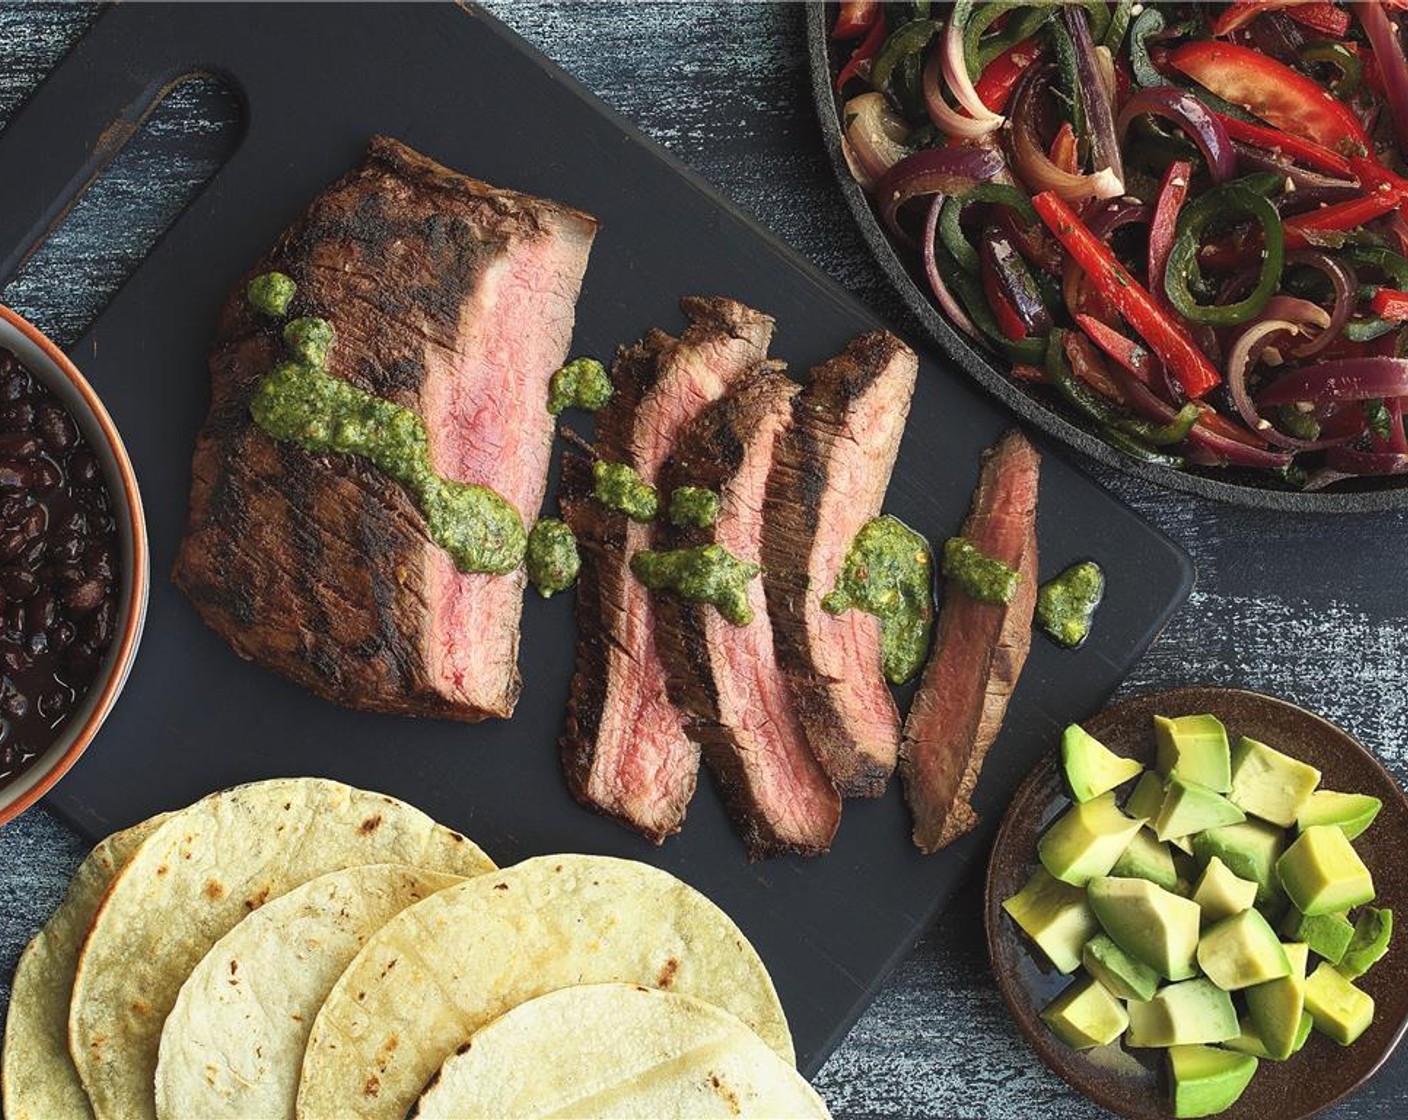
[941,537,1020,605]
[668,485,720,528]
[631,544,760,626]
[593,460,658,522]
[1036,561,1105,649]
[547,357,613,415]
[823,515,934,685]
[246,271,296,317]
[526,518,580,598]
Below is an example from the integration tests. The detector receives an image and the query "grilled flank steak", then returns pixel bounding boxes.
[175,136,596,720]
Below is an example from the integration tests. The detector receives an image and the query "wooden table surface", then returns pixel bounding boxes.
[1,4,1406,1118]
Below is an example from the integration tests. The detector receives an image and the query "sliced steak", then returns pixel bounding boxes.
[561,298,775,842]
[899,429,1040,853]
[653,370,842,858]
[174,136,596,721]
[761,332,917,798]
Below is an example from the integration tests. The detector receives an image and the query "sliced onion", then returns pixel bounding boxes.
[1226,319,1351,449]
[1324,445,1408,476]
[941,12,1003,130]
[1258,357,1408,406]
[1117,87,1236,183]
[1010,67,1124,202]
[1360,3,1408,152]
[873,144,1007,241]
[922,195,978,338]
[1063,6,1125,195]
[844,93,911,186]
[1283,251,1356,356]
[1258,296,1332,333]
[923,49,1003,139]
[1232,143,1362,197]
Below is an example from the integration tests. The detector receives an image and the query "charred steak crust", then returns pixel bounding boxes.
[760,331,917,799]
[559,298,775,843]
[654,370,842,859]
[174,136,596,721]
[899,429,1041,854]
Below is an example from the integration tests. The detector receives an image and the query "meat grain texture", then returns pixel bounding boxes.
[175,136,596,721]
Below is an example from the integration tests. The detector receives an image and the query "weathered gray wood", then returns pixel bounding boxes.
[0,3,1404,1117]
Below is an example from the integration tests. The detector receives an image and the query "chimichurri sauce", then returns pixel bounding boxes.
[823,515,934,685]
[526,518,580,598]
[246,271,296,318]
[1036,560,1105,649]
[631,544,759,625]
[547,357,613,415]
[593,460,658,522]
[668,485,720,528]
[941,537,1020,605]
[246,290,526,576]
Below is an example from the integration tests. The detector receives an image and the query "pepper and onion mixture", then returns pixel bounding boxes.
[835,1,1408,488]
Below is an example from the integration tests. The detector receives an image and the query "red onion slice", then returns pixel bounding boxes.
[1257,357,1408,406]
[941,11,1003,129]
[1226,319,1353,450]
[1116,87,1236,183]
[843,93,911,186]
[1010,67,1123,202]
[1283,251,1356,356]
[1360,3,1408,154]
[873,144,1007,241]
[1063,6,1125,195]
[922,194,978,338]
[923,50,1003,139]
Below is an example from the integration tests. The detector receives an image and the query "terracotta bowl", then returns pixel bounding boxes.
[0,305,148,827]
[985,687,1408,1120]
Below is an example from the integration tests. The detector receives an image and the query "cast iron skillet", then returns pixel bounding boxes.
[805,2,1408,513]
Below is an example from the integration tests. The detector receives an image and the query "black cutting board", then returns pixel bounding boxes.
[0,3,1192,1075]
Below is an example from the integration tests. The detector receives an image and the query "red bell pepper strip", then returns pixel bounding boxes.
[1211,1,1298,37]
[1168,41,1371,156]
[1149,160,1193,307]
[1371,288,1408,320]
[835,13,886,91]
[973,36,1045,114]
[1033,190,1223,398]
[982,264,1029,341]
[1286,3,1352,39]
[1075,313,1160,385]
[832,0,879,41]
[1283,192,1400,249]
[1349,154,1408,200]
[1215,113,1354,177]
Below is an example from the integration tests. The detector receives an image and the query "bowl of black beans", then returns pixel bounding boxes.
[0,306,148,825]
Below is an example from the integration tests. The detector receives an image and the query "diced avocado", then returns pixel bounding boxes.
[1279,907,1354,965]
[1245,942,1308,1060]
[1291,1010,1313,1054]
[1082,933,1161,1002]
[1039,973,1130,1049]
[1194,820,1286,907]
[1197,909,1290,991]
[1088,876,1202,981]
[1166,1044,1257,1118]
[1155,714,1231,792]
[1062,724,1143,802]
[1297,790,1383,840]
[1002,866,1100,973]
[1223,1018,1274,1060]
[1339,907,1393,981]
[1277,825,1374,917]
[1111,829,1178,891]
[1173,851,1201,898]
[1168,833,1196,857]
[1229,736,1321,827]
[1126,978,1239,1047]
[1304,962,1374,1045]
[1154,775,1246,842]
[1038,793,1145,887]
[1192,857,1258,925]
[1125,770,1166,824]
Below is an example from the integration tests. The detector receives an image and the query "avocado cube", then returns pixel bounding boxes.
[1223,1017,1274,1060]
[1062,724,1144,802]
[1339,908,1393,981]
[1194,820,1286,907]
[1279,907,1354,965]
[1297,789,1383,840]
[1245,942,1308,1059]
[1197,909,1290,991]
[1125,770,1166,824]
[1002,866,1100,973]
[1304,962,1374,1045]
[1088,876,1202,981]
[1155,714,1231,792]
[1229,736,1321,827]
[1192,857,1258,925]
[1172,851,1201,898]
[1082,933,1161,1002]
[1038,793,1145,887]
[1167,833,1196,857]
[1291,1010,1314,1054]
[1126,977,1239,1047]
[1155,775,1245,842]
[1166,1044,1258,1118]
[1039,973,1130,1049]
[1111,829,1178,892]
[1277,825,1374,917]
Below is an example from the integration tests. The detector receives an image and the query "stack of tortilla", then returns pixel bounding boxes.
[0,777,828,1120]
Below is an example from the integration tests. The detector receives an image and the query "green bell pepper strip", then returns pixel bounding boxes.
[1129,7,1166,88]
[1345,316,1400,342]
[1299,40,1362,98]
[1345,245,1408,289]
[944,245,1047,363]
[938,185,1040,274]
[1046,332,1201,446]
[870,18,939,93]
[1103,0,1133,50]
[1165,183,1285,326]
[954,2,1081,79]
[1100,425,1188,467]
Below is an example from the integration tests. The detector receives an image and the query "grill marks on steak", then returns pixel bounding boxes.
[174,136,595,720]
[761,332,918,798]
[653,371,842,858]
[899,430,1041,853]
[561,298,775,842]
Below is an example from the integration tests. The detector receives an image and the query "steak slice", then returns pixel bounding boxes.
[174,136,596,721]
[899,430,1040,853]
[653,370,842,858]
[561,298,775,842]
[761,332,917,798]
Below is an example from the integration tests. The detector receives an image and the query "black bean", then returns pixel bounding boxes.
[37,688,68,720]
[79,486,109,513]
[26,632,47,657]
[20,538,45,569]
[26,459,61,492]
[1,645,30,674]
[55,564,85,590]
[24,591,55,634]
[19,505,46,541]
[0,401,35,432]
[0,688,27,721]
[86,599,115,647]
[62,643,97,683]
[68,449,99,486]
[50,621,75,651]
[62,579,105,616]
[0,366,30,402]
[0,495,26,522]
[47,534,82,565]
[36,404,78,452]
[0,531,27,564]
[0,433,42,459]
[86,546,114,583]
[0,568,35,601]
[3,604,22,638]
[56,509,86,539]
[0,461,26,491]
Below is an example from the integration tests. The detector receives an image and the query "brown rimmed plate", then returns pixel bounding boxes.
[985,687,1408,1120]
